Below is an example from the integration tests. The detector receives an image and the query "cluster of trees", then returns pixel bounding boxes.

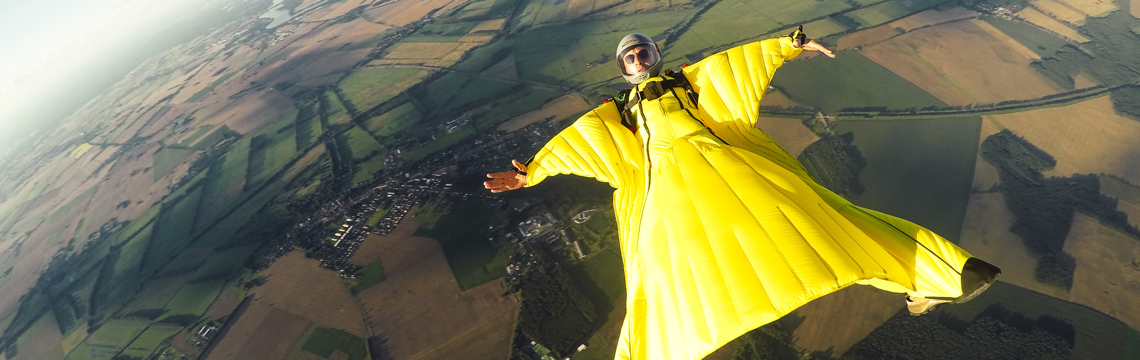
[1110,84,1140,119]
[1029,11,1140,112]
[797,133,866,199]
[980,130,1140,288]
[510,244,597,359]
[727,321,813,360]
[844,305,1073,360]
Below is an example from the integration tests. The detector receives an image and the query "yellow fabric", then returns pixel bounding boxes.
[523,37,974,360]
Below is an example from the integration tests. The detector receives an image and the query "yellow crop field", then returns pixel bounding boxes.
[384,42,461,60]
[860,20,1060,106]
[989,96,1140,185]
[351,218,519,360]
[1133,0,1140,18]
[497,95,591,132]
[363,0,467,27]
[888,7,979,32]
[470,18,506,32]
[1064,214,1140,329]
[1016,7,1090,42]
[1059,0,1118,17]
[458,34,495,43]
[1030,0,1091,24]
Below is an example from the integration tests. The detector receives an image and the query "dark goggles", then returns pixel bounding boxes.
[624,48,653,64]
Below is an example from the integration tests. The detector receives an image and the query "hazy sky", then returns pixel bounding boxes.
[0,0,202,130]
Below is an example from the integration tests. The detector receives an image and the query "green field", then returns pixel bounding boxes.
[49,186,99,222]
[338,68,429,112]
[159,280,225,319]
[195,137,251,229]
[771,50,946,113]
[981,15,1072,57]
[152,147,198,182]
[342,28,396,50]
[191,244,258,281]
[66,319,151,360]
[667,0,851,63]
[832,116,981,242]
[401,126,475,164]
[365,207,389,226]
[300,327,369,360]
[145,185,204,272]
[351,155,386,186]
[846,0,950,27]
[473,88,560,128]
[321,91,353,126]
[938,281,1137,359]
[119,324,182,358]
[248,123,298,185]
[414,199,508,290]
[180,125,216,146]
[186,72,236,102]
[295,104,323,149]
[337,126,383,161]
[1100,175,1140,205]
[350,259,386,294]
[191,125,236,150]
[363,102,421,139]
[112,223,154,279]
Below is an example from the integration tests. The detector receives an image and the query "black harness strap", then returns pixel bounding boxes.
[609,70,699,132]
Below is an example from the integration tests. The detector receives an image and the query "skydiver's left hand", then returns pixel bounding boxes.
[802,39,835,58]
[484,159,528,193]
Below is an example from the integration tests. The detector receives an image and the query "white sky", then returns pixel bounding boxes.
[0,0,204,130]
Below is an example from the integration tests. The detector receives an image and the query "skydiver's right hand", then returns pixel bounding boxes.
[484,159,528,193]
[802,39,835,58]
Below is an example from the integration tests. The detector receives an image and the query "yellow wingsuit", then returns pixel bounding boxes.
[521,36,987,360]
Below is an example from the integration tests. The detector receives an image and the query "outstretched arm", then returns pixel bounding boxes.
[482,101,642,192]
[681,29,832,134]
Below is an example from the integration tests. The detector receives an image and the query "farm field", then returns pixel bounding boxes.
[987,95,1140,185]
[754,117,818,157]
[785,285,902,356]
[350,218,519,360]
[957,192,1068,298]
[338,68,430,112]
[771,50,945,113]
[363,103,420,139]
[204,251,368,360]
[858,19,1061,106]
[832,117,981,243]
[413,199,507,290]
[496,95,590,132]
[1100,175,1140,228]
[980,15,1072,57]
[1016,7,1091,42]
[887,7,979,32]
[362,0,467,26]
[836,24,902,50]
[1064,214,1140,329]
[7,313,64,360]
[938,281,1136,360]
[372,42,482,67]
[1134,0,1140,18]
[664,0,850,63]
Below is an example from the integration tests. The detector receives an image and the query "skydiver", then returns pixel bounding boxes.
[485,27,1000,360]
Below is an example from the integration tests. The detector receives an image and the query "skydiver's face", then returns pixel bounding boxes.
[622,45,657,75]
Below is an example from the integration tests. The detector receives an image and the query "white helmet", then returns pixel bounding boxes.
[615,33,663,85]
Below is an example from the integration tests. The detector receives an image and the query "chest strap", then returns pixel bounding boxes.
[608,70,699,131]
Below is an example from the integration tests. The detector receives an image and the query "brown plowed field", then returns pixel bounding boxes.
[10,313,64,360]
[205,252,368,360]
[859,20,1060,106]
[497,95,591,132]
[1064,214,1140,329]
[990,96,1140,185]
[1133,0,1140,18]
[350,217,519,360]
[836,25,901,50]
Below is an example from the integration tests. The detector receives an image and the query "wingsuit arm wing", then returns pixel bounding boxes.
[524,101,641,189]
[681,36,802,138]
